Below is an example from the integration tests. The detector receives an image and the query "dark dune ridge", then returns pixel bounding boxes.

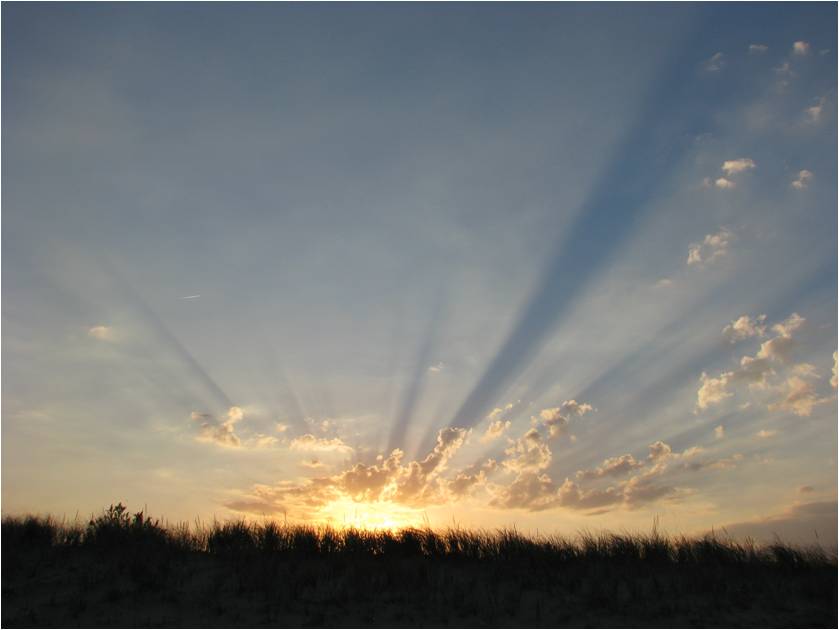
[2,504,836,628]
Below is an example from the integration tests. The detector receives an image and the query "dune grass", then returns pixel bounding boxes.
[2,504,836,627]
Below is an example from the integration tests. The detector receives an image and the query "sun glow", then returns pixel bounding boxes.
[315,499,427,531]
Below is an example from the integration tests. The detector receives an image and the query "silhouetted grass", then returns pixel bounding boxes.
[2,504,836,627]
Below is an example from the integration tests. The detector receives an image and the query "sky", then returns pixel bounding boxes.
[2,3,837,542]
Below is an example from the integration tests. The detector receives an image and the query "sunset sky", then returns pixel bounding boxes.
[3,3,837,542]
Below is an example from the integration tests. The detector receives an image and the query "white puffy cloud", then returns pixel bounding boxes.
[792,41,810,55]
[481,419,511,443]
[290,434,354,453]
[723,314,767,342]
[687,228,732,266]
[697,313,812,412]
[191,406,245,448]
[721,158,756,176]
[714,177,736,190]
[576,454,643,481]
[502,428,553,473]
[696,372,734,411]
[791,169,814,189]
[536,400,593,439]
[768,376,832,417]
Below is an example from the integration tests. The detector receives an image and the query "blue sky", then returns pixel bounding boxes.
[3,3,836,539]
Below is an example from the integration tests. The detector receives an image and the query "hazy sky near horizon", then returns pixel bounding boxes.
[3,3,837,541]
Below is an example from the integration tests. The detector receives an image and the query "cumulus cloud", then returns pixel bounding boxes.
[687,228,732,266]
[697,313,809,412]
[768,376,832,417]
[791,169,814,189]
[494,438,733,513]
[576,454,644,481]
[481,419,511,443]
[290,434,354,453]
[88,325,114,341]
[447,459,497,498]
[228,427,475,515]
[704,52,725,72]
[714,177,736,190]
[502,428,553,473]
[721,158,756,176]
[696,372,734,411]
[191,406,245,448]
[748,44,768,54]
[723,314,767,343]
[249,434,279,448]
[537,400,593,439]
[805,96,826,123]
[792,41,810,55]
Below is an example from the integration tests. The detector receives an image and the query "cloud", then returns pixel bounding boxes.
[748,44,768,54]
[799,485,814,494]
[704,52,725,72]
[289,434,354,453]
[791,169,814,190]
[768,376,832,417]
[715,500,837,545]
[723,314,767,343]
[576,454,644,481]
[276,423,289,433]
[249,434,279,448]
[714,425,725,439]
[697,313,807,412]
[721,158,756,176]
[714,177,736,190]
[696,372,734,411]
[481,419,511,443]
[428,362,445,373]
[300,458,326,470]
[832,352,837,389]
[805,96,826,123]
[229,427,474,514]
[654,277,673,288]
[493,438,726,513]
[502,428,553,473]
[792,41,810,55]
[191,406,244,448]
[537,400,593,439]
[447,459,497,498]
[88,325,114,341]
[755,429,777,439]
[687,228,732,265]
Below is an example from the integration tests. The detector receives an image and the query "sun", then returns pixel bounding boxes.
[314,498,426,531]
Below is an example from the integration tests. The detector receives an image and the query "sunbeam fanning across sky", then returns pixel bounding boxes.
[2,3,836,546]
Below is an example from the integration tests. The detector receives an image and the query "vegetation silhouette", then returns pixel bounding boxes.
[2,504,836,627]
